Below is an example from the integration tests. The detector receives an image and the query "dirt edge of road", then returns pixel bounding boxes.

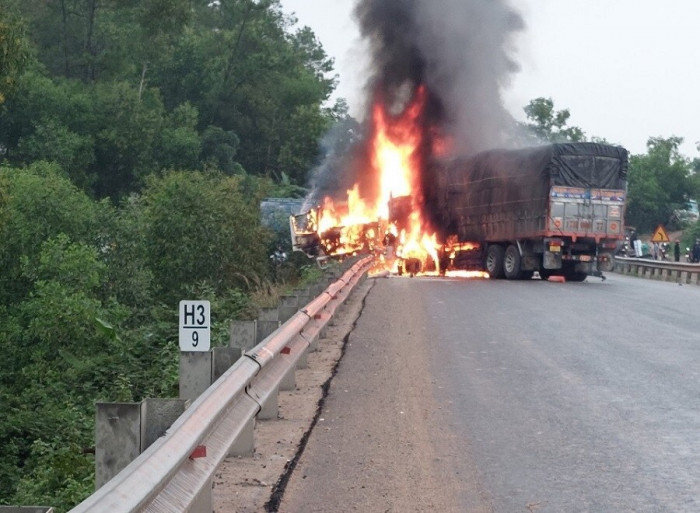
[213,277,376,513]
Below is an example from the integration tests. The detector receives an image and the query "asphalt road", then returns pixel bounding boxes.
[278,273,699,513]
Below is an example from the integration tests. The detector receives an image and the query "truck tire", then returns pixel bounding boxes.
[562,262,587,282]
[485,245,505,279]
[504,244,522,280]
[565,271,587,282]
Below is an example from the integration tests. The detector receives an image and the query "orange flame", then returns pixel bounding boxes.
[315,86,453,276]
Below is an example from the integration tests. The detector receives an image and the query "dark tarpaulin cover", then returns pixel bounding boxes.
[424,142,628,241]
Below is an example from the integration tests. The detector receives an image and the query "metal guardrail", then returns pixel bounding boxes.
[614,256,700,284]
[69,256,373,513]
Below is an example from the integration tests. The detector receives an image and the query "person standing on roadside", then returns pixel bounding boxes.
[692,239,700,263]
[629,230,638,256]
[674,240,681,262]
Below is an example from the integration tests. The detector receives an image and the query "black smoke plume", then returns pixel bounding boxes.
[357,0,524,155]
[303,0,524,210]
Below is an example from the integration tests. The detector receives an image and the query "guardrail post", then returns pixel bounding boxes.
[189,479,213,513]
[95,399,189,491]
[230,320,256,351]
[256,320,281,343]
[179,352,213,401]
[306,329,320,352]
[294,288,311,306]
[211,346,242,382]
[95,403,141,489]
[229,417,256,457]
[140,398,188,452]
[258,307,278,321]
[258,384,280,420]
[279,363,296,391]
[181,347,240,401]
[279,294,299,322]
[296,345,309,369]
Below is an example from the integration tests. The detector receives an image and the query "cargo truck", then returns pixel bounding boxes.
[291,142,628,281]
[422,142,628,281]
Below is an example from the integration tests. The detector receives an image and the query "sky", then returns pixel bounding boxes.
[280,0,700,158]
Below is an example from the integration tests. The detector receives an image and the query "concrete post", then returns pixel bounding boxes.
[278,305,298,323]
[296,347,308,369]
[258,307,279,321]
[179,352,212,402]
[95,399,189,490]
[229,417,255,457]
[211,346,242,382]
[305,330,320,352]
[279,364,296,391]
[258,384,280,420]
[279,294,299,322]
[230,320,256,351]
[140,399,188,452]
[256,320,280,344]
[95,403,141,489]
[280,294,299,308]
[294,288,311,307]
[189,479,213,513]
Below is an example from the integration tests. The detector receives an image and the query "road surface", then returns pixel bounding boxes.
[277,273,699,512]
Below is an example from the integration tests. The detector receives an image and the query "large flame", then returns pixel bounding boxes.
[312,86,483,277]
[373,89,425,217]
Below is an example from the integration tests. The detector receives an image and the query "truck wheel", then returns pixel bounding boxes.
[485,245,505,279]
[566,271,587,282]
[504,244,522,280]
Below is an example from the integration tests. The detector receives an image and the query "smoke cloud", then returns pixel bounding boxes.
[303,0,525,208]
[356,0,524,155]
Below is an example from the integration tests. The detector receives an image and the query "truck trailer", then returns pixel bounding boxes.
[423,142,628,281]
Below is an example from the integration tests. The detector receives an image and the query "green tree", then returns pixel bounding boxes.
[0,233,129,509]
[140,170,270,306]
[153,0,335,183]
[0,6,31,104]
[15,118,96,190]
[688,142,700,200]
[121,0,192,99]
[3,0,338,195]
[521,97,586,143]
[0,162,107,306]
[625,136,692,231]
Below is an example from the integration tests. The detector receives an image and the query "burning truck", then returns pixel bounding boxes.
[291,142,628,281]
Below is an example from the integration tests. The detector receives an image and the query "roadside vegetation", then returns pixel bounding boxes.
[1,2,699,510]
[0,1,336,510]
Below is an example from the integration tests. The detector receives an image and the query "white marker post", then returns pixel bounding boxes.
[179,300,211,352]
